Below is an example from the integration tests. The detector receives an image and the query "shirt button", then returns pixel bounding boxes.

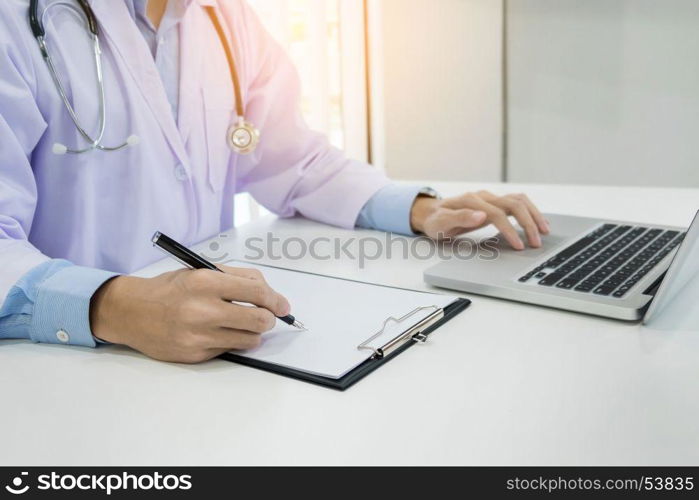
[56,330,70,343]
[174,164,189,181]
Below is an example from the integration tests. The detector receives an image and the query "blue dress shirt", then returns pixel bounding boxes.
[0,1,423,348]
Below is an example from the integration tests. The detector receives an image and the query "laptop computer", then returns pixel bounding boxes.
[424,211,698,321]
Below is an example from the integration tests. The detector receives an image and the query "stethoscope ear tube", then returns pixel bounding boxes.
[31,0,135,155]
[29,0,98,37]
[76,0,99,36]
[28,0,45,38]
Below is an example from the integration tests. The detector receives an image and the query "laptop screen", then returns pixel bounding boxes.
[643,210,699,323]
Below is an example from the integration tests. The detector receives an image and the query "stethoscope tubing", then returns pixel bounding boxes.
[34,0,132,153]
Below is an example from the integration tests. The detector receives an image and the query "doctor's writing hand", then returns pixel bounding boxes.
[90,266,290,363]
[410,190,550,249]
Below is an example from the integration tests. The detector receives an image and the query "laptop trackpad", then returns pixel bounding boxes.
[487,234,568,258]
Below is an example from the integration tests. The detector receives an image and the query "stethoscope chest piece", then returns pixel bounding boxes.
[227,120,260,155]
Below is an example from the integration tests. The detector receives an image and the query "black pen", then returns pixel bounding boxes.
[151,231,305,330]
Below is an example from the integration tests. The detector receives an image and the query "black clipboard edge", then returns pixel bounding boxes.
[219,297,471,391]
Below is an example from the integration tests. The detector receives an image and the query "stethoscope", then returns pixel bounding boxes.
[29,0,260,155]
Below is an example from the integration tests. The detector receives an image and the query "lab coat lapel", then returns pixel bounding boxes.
[179,0,222,146]
[88,0,190,166]
[177,6,205,147]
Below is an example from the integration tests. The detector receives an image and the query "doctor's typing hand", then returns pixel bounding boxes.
[89,266,290,363]
[410,190,550,249]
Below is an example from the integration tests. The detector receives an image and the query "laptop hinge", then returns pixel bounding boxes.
[644,271,667,297]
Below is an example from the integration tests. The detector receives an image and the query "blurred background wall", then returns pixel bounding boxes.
[240,0,699,224]
[506,0,699,186]
[375,0,699,186]
[376,0,504,182]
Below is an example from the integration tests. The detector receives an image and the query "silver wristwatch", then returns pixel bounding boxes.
[418,187,441,199]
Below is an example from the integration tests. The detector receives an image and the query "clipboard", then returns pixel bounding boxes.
[216,262,471,390]
[221,297,469,390]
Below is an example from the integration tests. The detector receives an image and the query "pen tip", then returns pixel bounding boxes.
[293,320,307,330]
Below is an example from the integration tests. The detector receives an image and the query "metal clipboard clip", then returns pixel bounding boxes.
[357,305,445,359]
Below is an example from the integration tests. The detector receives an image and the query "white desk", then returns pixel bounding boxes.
[2,182,698,465]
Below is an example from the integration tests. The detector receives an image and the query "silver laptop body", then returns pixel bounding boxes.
[424,212,696,321]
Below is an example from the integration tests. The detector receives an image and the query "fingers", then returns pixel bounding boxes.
[211,302,277,333]
[519,194,550,234]
[461,195,525,250]
[437,209,488,238]
[218,274,290,316]
[169,291,278,362]
[188,269,290,316]
[176,304,272,354]
[441,193,523,249]
[203,328,263,351]
[444,191,548,249]
[220,275,290,316]
[445,209,487,228]
[219,267,291,315]
[478,191,548,236]
[218,266,265,281]
[484,204,526,250]
[498,197,542,248]
[172,332,262,363]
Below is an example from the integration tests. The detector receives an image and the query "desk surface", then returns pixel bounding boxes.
[2,182,699,466]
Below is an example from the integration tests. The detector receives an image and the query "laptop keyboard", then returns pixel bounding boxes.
[518,224,685,298]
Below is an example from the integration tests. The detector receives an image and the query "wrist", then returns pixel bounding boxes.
[410,195,440,234]
[89,275,142,345]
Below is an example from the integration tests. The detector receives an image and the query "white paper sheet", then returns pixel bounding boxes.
[228,263,460,379]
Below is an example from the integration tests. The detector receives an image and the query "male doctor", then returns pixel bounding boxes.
[0,0,549,363]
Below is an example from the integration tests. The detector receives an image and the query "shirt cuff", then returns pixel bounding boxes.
[30,266,119,347]
[356,184,425,235]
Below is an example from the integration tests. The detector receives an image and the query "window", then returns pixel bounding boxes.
[235,0,369,226]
